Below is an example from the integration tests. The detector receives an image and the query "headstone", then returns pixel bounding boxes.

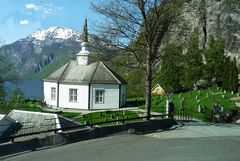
[84,120,90,125]
[166,99,169,118]
[179,93,181,98]
[222,94,225,99]
[197,99,200,104]
[198,105,201,113]
[220,106,224,112]
[117,117,120,124]
[231,91,234,94]
[237,93,239,97]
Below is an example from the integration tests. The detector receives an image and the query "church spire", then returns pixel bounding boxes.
[76,18,90,66]
[83,18,88,42]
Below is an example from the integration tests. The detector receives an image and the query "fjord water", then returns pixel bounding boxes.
[4,79,43,100]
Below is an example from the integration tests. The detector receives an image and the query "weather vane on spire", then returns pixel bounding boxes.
[82,18,88,42]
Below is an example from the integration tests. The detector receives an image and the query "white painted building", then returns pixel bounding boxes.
[43,20,127,110]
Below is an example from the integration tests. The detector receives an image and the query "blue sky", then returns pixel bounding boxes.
[0,0,100,44]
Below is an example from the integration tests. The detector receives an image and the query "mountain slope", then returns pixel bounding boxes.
[0,27,82,77]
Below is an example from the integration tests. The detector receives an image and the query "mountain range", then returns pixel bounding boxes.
[0,27,85,78]
[0,0,240,79]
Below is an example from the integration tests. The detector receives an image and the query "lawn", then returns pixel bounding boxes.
[0,100,82,120]
[129,87,238,120]
[4,87,238,125]
[75,110,142,126]
[1,100,141,126]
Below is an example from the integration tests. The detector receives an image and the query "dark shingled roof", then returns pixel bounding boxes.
[8,110,83,141]
[43,61,127,84]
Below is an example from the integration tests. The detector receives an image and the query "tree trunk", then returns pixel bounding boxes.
[145,56,152,120]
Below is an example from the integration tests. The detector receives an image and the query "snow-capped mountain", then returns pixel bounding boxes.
[0,27,83,77]
[30,27,81,42]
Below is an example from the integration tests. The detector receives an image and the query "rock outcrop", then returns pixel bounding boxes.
[169,0,240,62]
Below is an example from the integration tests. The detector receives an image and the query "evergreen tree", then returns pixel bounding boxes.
[204,36,225,86]
[222,57,231,91]
[222,57,238,92]
[182,31,203,89]
[159,43,183,93]
[230,58,238,92]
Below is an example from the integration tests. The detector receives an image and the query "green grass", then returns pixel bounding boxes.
[2,101,140,126]
[3,87,237,125]
[75,110,141,126]
[129,87,238,121]
[61,112,81,119]
[12,101,45,112]
[1,100,82,119]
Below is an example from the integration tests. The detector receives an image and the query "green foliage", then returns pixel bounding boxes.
[61,112,81,119]
[222,57,238,92]
[135,87,236,121]
[231,58,239,92]
[107,54,145,97]
[222,57,231,90]
[204,36,225,86]
[158,43,183,93]
[182,31,203,88]
[9,88,24,108]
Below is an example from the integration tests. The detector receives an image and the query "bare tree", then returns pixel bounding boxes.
[91,0,183,120]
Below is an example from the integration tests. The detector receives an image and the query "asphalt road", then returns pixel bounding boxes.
[2,133,240,161]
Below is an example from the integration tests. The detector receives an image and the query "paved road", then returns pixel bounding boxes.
[147,122,240,139]
[2,123,240,161]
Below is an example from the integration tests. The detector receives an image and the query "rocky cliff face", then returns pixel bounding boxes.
[169,0,240,61]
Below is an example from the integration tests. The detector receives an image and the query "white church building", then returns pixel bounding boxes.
[43,20,127,110]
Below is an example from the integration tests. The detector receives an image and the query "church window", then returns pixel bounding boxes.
[95,90,104,103]
[51,87,56,100]
[69,89,77,102]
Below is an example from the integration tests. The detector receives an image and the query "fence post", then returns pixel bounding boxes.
[90,113,93,128]
[11,125,14,143]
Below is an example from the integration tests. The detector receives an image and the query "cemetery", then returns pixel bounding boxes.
[135,87,240,122]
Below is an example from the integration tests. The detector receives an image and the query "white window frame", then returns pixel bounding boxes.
[51,87,56,100]
[69,88,78,102]
[95,90,105,104]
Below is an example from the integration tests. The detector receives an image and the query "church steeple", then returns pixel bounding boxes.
[77,18,90,66]
[83,18,88,42]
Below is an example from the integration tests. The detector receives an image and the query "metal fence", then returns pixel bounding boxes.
[0,112,167,143]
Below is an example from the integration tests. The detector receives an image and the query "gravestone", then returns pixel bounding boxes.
[197,105,201,113]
